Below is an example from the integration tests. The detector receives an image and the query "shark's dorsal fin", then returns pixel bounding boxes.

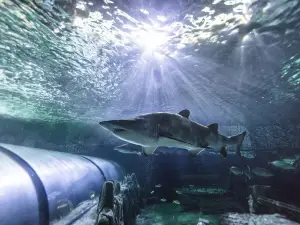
[178,109,190,119]
[207,123,218,134]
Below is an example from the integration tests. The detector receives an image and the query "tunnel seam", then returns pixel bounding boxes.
[108,160,125,179]
[0,146,50,225]
[80,156,107,181]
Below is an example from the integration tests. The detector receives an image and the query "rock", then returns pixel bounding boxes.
[220,213,300,225]
[197,218,211,225]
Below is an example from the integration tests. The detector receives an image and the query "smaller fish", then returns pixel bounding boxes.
[282,158,296,165]
[89,191,96,199]
[150,191,154,195]
[230,166,244,176]
[241,151,256,159]
[251,167,274,177]
[189,185,195,188]
[173,200,180,204]
[160,198,166,202]
[155,184,162,188]
[269,160,296,171]
[176,190,182,194]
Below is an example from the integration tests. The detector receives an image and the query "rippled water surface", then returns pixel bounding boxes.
[1,0,300,124]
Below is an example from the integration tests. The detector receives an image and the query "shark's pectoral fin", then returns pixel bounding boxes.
[114,143,142,151]
[189,148,205,157]
[114,143,130,150]
[143,146,158,156]
[178,109,190,119]
[207,123,219,135]
[220,146,227,158]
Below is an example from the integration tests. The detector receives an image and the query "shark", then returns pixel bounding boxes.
[99,109,247,157]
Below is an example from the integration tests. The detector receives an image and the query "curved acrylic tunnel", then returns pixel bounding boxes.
[0,143,124,225]
[82,156,125,181]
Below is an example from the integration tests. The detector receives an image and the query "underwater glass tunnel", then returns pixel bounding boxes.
[1,0,300,224]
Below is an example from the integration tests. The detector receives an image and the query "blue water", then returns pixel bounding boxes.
[1,1,300,224]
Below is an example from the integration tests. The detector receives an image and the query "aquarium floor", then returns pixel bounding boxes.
[50,199,300,225]
[136,203,220,225]
[136,203,300,225]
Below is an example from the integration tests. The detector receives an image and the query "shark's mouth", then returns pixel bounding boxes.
[112,128,127,133]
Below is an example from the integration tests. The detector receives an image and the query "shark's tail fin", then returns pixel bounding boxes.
[229,131,247,157]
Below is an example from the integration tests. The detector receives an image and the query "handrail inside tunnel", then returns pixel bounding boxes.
[0,143,125,225]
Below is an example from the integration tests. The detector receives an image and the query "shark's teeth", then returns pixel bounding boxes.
[113,128,126,133]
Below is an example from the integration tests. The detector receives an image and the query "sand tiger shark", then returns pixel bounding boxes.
[99,109,246,157]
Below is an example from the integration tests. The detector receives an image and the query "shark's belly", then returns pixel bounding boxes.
[114,132,197,150]
[156,137,196,150]
[114,132,157,146]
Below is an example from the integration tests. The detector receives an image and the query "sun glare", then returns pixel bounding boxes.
[131,27,168,53]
